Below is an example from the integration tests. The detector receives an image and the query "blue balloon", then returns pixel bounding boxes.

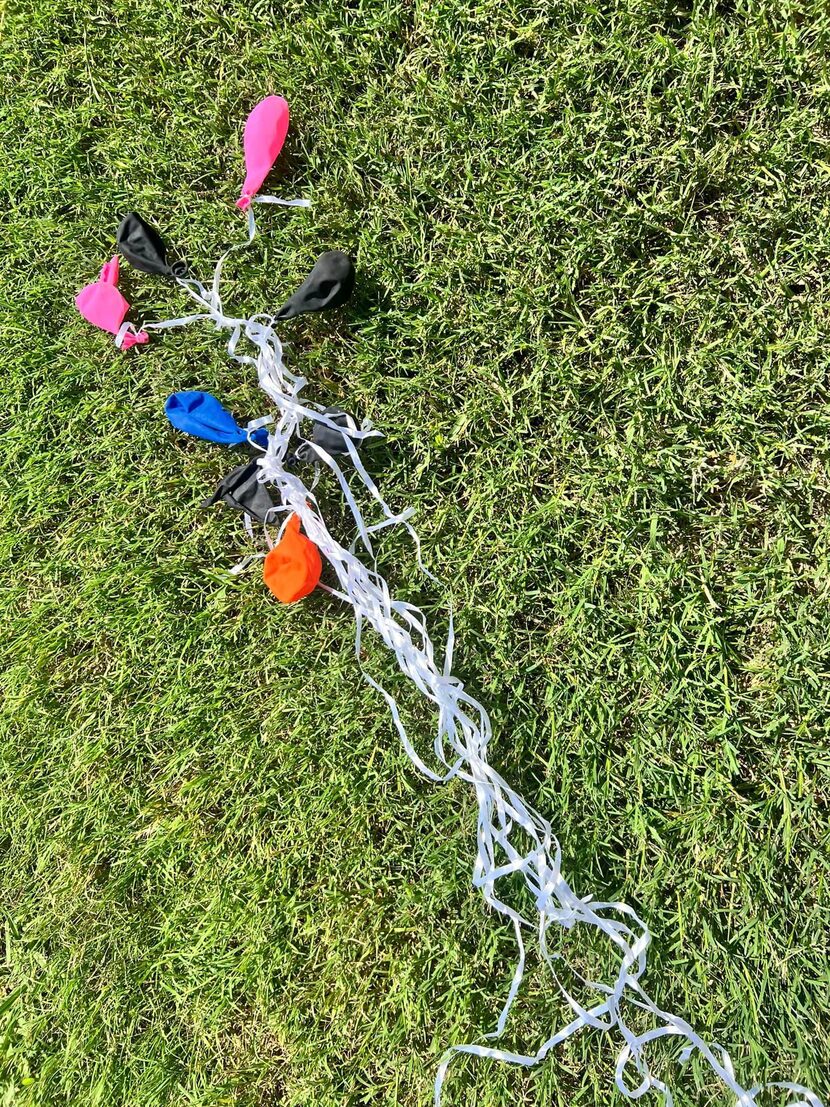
[164,391,268,448]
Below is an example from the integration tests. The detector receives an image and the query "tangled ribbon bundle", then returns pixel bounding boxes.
[74,98,823,1107]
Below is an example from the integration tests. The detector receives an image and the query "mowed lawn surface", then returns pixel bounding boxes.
[2,1,830,1104]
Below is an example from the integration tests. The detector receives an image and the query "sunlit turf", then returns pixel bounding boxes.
[1,0,829,1104]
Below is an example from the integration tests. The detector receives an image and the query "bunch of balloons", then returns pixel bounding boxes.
[76,97,356,603]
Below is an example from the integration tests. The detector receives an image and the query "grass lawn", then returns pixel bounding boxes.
[2,0,830,1103]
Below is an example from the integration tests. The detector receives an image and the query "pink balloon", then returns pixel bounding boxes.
[236,95,290,210]
[75,257,148,348]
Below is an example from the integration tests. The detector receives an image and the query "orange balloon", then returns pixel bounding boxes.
[263,514,322,603]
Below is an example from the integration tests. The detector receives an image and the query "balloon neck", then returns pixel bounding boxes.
[236,194,252,211]
[121,329,149,350]
[100,256,120,284]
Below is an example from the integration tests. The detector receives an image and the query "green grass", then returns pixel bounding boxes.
[2,0,830,1103]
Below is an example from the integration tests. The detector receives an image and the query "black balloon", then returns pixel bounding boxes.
[295,408,358,463]
[276,251,355,319]
[117,213,187,278]
[202,460,276,523]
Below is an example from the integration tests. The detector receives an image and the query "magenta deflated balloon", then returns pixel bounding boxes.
[236,95,290,211]
[74,256,148,349]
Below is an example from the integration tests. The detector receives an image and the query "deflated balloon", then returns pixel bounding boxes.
[295,408,358,463]
[237,95,290,211]
[276,251,355,319]
[164,391,269,448]
[202,459,277,523]
[263,514,322,603]
[117,212,187,278]
[75,256,149,349]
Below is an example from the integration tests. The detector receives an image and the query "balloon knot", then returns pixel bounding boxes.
[236,195,251,211]
[121,330,149,350]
